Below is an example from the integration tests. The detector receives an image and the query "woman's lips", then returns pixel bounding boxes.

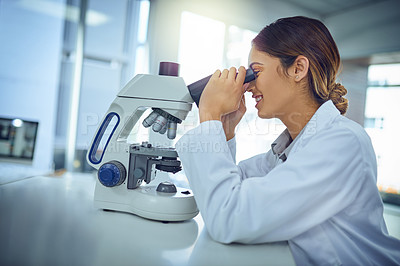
[253,95,263,107]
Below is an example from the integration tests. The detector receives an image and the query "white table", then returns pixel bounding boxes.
[0,172,295,266]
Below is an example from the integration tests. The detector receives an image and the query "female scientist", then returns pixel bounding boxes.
[176,16,400,265]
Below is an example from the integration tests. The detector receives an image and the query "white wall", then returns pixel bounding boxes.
[0,0,64,170]
[339,61,369,125]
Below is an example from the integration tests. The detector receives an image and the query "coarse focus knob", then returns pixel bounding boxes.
[98,160,126,187]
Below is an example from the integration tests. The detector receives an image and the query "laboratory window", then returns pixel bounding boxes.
[365,63,400,205]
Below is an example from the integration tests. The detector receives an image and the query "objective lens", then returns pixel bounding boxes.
[142,111,159,128]
[167,121,177,139]
[159,123,167,134]
[152,115,168,132]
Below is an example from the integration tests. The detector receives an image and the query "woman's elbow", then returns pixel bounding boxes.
[202,210,236,244]
[206,224,257,244]
[208,232,233,244]
[203,212,251,244]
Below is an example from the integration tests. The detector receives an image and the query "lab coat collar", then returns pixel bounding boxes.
[301,100,340,142]
[271,129,292,156]
[271,100,340,161]
[271,127,303,162]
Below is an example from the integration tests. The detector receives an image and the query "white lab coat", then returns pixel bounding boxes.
[176,100,400,265]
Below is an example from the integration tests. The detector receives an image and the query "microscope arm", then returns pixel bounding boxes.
[87,96,191,170]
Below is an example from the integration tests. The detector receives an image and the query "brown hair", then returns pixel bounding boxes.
[252,16,348,115]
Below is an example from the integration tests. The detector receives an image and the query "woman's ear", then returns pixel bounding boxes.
[291,55,309,82]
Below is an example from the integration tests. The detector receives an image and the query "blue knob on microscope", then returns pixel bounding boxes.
[98,161,126,187]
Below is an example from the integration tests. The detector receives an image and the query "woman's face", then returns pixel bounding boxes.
[247,46,296,119]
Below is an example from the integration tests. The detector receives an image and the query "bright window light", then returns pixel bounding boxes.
[368,64,400,86]
[174,11,226,149]
[134,45,148,75]
[134,0,150,76]
[365,63,400,196]
[178,11,226,84]
[137,0,150,44]
[226,25,257,67]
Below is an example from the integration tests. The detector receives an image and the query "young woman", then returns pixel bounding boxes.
[176,16,400,265]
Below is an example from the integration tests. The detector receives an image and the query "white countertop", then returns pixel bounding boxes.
[0,172,295,266]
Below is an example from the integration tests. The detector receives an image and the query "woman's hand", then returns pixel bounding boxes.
[199,66,246,123]
[221,95,246,140]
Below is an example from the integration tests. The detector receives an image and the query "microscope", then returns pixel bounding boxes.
[86,62,256,222]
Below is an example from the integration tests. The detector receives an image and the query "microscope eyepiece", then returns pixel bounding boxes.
[159,62,179,77]
[187,68,256,107]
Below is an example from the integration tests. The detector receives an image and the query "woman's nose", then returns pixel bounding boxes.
[245,81,256,92]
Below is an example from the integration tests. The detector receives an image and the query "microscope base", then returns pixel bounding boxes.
[94,181,199,222]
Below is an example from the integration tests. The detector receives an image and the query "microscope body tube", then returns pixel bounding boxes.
[187,68,256,107]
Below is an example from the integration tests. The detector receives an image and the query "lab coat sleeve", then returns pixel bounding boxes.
[227,136,273,180]
[226,137,237,164]
[175,120,366,244]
